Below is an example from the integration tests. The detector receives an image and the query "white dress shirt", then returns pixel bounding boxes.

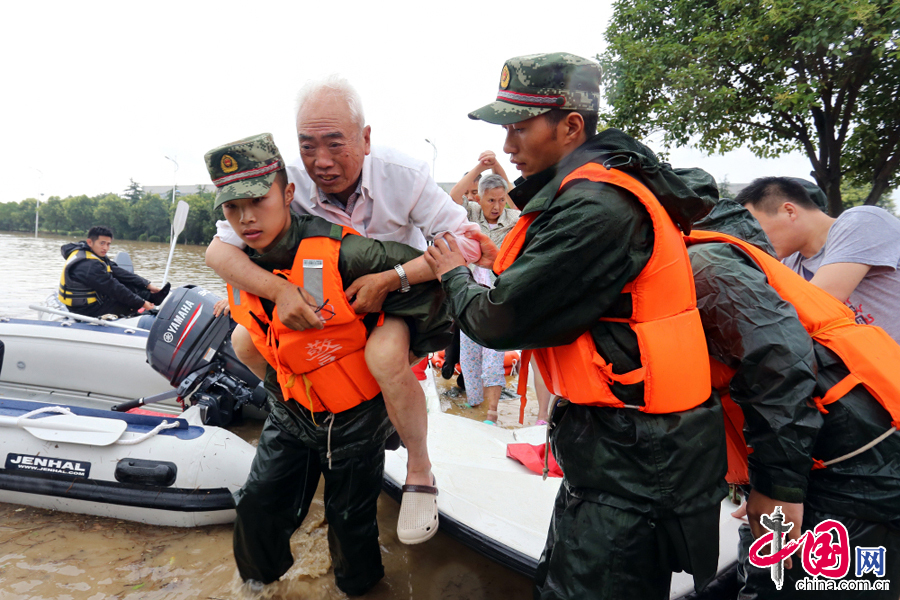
[216,145,477,258]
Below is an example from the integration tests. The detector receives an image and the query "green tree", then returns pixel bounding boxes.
[179,193,217,245]
[841,182,897,214]
[717,173,732,199]
[123,178,143,204]
[93,194,132,239]
[40,196,65,233]
[129,194,169,239]
[600,0,900,215]
[10,199,38,232]
[0,202,15,230]
[64,195,97,234]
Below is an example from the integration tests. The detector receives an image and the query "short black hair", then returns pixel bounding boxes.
[274,169,288,191]
[87,226,113,240]
[543,108,599,140]
[735,177,820,215]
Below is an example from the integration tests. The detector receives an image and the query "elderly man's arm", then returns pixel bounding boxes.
[205,236,324,330]
[345,163,482,313]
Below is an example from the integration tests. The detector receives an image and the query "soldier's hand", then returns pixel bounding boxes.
[425,234,467,281]
[346,271,392,313]
[147,284,161,293]
[274,284,325,330]
[141,301,155,311]
[464,229,500,269]
[745,489,804,569]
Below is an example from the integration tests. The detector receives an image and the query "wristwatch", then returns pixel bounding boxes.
[394,264,411,293]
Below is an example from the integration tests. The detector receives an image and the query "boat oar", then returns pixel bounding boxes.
[0,408,127,446]
[161,200,190,287]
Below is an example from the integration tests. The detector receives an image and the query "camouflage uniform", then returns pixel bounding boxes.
[456,54,727,600]
[205,135,451,594]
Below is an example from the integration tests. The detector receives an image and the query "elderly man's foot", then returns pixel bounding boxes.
[397,470,438,544]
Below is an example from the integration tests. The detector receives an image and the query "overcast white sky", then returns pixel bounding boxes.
[1,0,816,204]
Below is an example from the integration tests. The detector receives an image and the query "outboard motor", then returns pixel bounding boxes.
[116,285,267,426]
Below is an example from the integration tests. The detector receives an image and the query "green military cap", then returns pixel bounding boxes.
[204,133,284,208]
[468,52,602,125]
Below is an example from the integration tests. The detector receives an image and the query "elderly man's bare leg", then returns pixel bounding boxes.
[231,325,269,381]
[365,316,438,544]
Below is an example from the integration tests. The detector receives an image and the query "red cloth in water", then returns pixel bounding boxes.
[411,357,428,381]
[506,443,563,478]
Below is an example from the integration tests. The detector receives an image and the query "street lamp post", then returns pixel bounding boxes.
[165,156,179,204]
[33,168,43,238]
[424,139,437,179]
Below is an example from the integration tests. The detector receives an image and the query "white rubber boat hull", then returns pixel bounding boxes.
[384,370,743,598]
[0,318,172,401]
[0,399,255,527]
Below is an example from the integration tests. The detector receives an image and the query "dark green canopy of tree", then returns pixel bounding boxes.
[599,0,900,215]
[0,183,218,245]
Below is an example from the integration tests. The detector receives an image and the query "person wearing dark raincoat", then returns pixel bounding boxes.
[425,53,727,600]
[688,198,900,598]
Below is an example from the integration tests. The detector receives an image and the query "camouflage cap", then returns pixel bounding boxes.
[204,133,284,209]
[468,53,602,125]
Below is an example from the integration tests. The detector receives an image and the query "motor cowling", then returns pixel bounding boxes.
[145,285,266,427]
[147,286,230,386]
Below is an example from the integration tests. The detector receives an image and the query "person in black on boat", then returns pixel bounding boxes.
[58,226,169,317]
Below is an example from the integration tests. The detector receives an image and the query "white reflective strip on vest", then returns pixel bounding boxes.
[303,259,324,305]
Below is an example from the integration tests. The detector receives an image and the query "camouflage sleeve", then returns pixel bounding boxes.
[338,235,452,356]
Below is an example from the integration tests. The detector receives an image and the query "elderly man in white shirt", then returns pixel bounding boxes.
[206,75,481,546]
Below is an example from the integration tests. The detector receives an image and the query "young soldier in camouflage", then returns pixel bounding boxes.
[204,133,451,595]
[426,53,727,600]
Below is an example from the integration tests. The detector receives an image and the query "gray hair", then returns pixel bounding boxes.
[478,173,509,197]
[295,74,366,131]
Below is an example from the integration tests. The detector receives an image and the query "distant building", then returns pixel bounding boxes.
[143,184,215,197]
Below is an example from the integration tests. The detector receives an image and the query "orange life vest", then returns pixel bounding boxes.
[495,163,711,421]
[684,229,900,483]
[227,227,380,414]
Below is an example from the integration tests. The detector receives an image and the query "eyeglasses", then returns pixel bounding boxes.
[312,298,335,321]
[295,287,335,321]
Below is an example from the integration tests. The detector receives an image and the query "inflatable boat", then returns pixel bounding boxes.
[0,316,176,411]
[382,369,743,598]
[0,286,267,426]
[0,398,255,527]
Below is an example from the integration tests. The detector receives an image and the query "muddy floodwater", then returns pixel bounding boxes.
[0,232,536,599]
